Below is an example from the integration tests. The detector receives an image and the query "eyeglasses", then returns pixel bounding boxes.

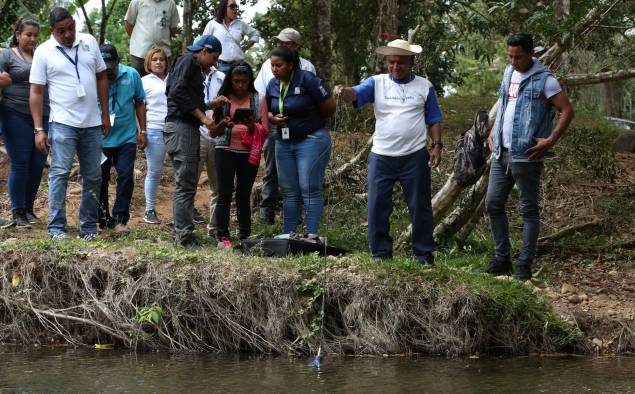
[228,4,239,10]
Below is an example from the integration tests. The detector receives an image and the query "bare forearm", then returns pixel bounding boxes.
[428,123,442,142]
[135,102,147,131]
[124,21,134,37]
[548,106,574,145]
[96,72,110,119]
[29,85,45,129]
[0,72,12,88]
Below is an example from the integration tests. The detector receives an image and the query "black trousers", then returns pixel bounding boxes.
[214,148,258,240]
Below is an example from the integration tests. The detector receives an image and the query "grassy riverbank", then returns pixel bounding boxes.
[0,232,581,355]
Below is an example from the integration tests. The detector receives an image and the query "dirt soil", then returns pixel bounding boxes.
[0,143,633,354]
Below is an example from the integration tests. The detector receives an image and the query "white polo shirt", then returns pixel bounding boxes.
[199,67,225,142]
[254,56,316,96]
[30,33,107,128]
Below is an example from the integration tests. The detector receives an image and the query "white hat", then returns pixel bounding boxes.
[376,39,422,56]
[274,28,302,44]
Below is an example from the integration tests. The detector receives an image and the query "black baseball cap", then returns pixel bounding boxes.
[100,43,119,70]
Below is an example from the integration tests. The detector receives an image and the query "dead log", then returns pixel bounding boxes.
[537,219,604,246]
[559,68,635,86]
[433,159,490,243]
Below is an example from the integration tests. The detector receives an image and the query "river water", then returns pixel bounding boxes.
[0,347,633,393]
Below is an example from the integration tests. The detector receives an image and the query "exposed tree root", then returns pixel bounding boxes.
[0,249,581,355]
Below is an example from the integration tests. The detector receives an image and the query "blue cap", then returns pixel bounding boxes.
[187,35,223,54]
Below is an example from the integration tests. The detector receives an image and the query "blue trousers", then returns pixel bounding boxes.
[367,147,435,261]
[100,143,137,225]
[485,150,543,265]
[0,107,47,211]
[275,128,331,235]
[48,122,103,236]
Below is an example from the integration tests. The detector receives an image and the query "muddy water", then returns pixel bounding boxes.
[0,348,633,393]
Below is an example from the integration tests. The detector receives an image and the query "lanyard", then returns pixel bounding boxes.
[278,72,293,115]
[56,44,80,82]
[109,82,118,113]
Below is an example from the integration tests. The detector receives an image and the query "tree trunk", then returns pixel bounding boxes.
[312,0,332,81]
[370,0,398,73]
[182,0,194,52]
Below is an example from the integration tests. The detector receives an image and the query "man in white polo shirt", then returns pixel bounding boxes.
[335,39,443,265]
[29,7,111,241]
[125,0,179,77]
[254,28,316,225]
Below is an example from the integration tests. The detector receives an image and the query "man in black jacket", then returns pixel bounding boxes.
[165,35,228,247]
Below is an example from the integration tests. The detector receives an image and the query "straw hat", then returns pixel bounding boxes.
[376,39,422,56]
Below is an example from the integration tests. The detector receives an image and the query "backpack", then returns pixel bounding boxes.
[453,108,489,186]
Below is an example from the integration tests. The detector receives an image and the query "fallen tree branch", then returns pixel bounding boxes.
[560,68,635,86]
[537,219,604,245]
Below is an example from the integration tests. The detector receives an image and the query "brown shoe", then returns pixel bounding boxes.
[113,223,128,233]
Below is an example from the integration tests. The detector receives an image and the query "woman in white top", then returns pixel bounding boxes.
[202,0,260,74]
[140,47,169,224]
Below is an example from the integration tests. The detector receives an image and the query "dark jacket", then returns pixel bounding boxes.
[165,53,205,126]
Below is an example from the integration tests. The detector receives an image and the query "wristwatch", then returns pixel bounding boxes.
[140,130,147,135]
[33,127,45,134]
[431,139,443,149]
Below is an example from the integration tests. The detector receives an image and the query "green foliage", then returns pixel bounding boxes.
[551,111,621,181]
[135,305,163,326]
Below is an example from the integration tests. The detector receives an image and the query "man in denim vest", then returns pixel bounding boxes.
[483,32,574,280]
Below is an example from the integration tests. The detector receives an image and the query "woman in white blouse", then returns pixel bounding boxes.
[202,0,260,74]
[140,47,169,224]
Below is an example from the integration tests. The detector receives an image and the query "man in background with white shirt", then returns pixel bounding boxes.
[125,0,180,77]
[483,32,573,280]
[335,39,443,266]
[254,28,316,225]
[29,7,111,241]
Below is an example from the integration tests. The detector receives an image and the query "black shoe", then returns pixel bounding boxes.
[193,208,206,224]
[13,209,31,228]
[481,257,512,275]
[416,252,435,266]
[259,209,275,225]
[25,209,39,224]
[512,264,532,281]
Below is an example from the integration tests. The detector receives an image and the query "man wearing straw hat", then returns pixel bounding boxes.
[335,39,443,266]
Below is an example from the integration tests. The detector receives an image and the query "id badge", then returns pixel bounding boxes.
[109,112,116,127]
[76,85,86,98]
[281,127,290,140]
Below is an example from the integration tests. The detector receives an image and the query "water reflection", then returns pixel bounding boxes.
[0,348,633,393]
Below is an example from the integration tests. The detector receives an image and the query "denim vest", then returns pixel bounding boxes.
[492,61,554,161]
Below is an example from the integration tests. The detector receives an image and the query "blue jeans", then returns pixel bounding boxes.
[367,148,435,261]
[100,143,137,225]
[275,128,331,235]
[48,122,103,235]
[485,150,544,266]
[0,107,47,211]
[144,128,166,211]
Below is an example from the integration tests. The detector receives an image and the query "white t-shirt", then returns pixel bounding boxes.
[254,57,316,96]
[357,74,438,157]
[502,70,562,148]
[199,67,225,142]
[142,73,168,130]
[30,33,107,128]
